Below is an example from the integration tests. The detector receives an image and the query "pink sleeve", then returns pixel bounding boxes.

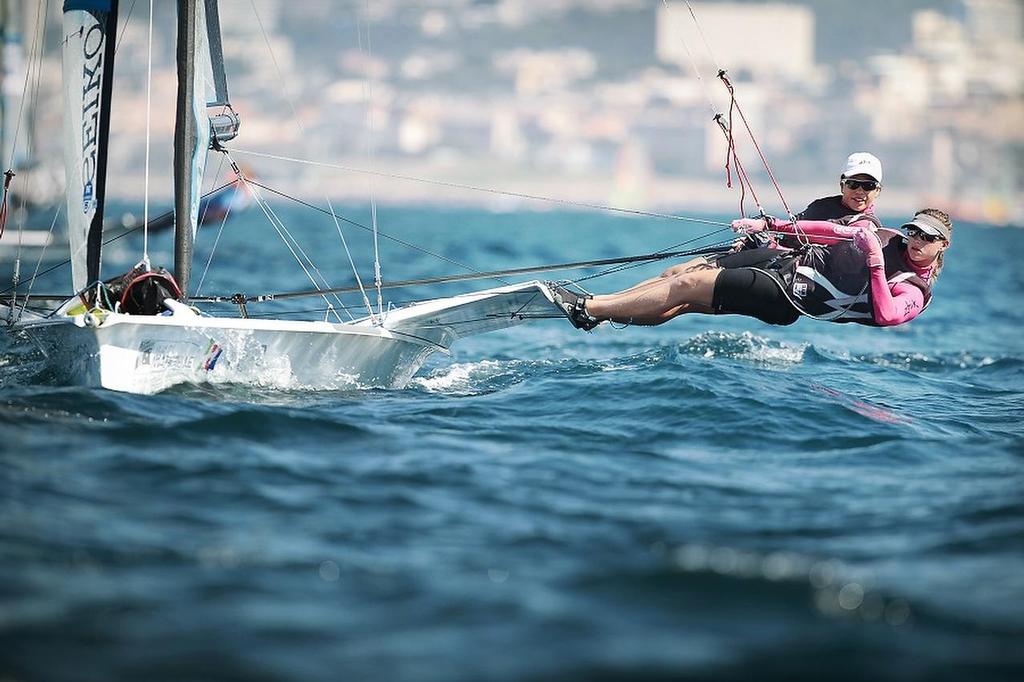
[768,217,876,245]
[870,277,925,326]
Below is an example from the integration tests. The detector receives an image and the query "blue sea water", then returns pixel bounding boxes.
[1,205,1023,681]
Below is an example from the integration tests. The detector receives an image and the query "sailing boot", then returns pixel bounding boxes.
[548,283,600,331]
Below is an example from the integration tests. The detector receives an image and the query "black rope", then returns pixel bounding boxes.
[6,174,737,305]
[189,242,734,304]
[574,237,736,284]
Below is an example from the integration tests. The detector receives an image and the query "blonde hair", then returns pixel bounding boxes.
[915,208,952,279]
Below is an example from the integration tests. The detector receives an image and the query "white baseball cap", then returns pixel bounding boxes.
[840,152,883,184]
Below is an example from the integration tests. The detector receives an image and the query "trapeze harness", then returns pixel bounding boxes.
[753,216,933,325]
[724,215,933,327]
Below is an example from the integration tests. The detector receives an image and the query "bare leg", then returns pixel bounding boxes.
[585,267,721,326]
[613,256,714,297]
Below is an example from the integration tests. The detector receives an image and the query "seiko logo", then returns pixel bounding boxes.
[80,19,104,213]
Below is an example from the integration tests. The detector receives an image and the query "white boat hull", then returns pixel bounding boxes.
[2,281,563,394]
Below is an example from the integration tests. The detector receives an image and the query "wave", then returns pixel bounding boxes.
[675,331,807,368]
[412,359,533,395]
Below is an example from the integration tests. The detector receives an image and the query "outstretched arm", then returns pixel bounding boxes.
[853,228,925,326]
[769,217,876,245]
[732,216,877,246]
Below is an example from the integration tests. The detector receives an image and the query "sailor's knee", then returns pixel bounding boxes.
[659,264,682,279]
[668,271,701,292]
[660,257,708,279]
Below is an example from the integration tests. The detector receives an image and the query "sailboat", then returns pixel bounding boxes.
[0,0,571,395]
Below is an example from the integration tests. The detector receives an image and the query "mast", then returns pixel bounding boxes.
[173,0,199,294]
[173,0,236,295]
[62,0,118,292]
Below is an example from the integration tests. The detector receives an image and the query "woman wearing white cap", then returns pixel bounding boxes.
[739,152,885,253]
[798,152,884,222]
[550,208,952,330]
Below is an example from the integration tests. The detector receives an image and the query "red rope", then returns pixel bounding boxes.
[716,90,764,218]
[718,71,795,220]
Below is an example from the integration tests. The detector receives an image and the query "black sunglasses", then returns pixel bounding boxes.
[906,227,943,243]
[843,178,880,192]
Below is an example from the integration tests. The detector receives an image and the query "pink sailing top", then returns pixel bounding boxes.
[767,218,934,326]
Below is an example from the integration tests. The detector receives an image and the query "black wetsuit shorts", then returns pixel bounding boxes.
[709,248,801,326]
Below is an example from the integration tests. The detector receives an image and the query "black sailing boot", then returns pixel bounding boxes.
[548,283,600,331]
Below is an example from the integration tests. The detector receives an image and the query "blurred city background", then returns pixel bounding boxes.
[3,0,1022,224]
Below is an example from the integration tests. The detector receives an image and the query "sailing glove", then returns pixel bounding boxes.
[853,226,885,269]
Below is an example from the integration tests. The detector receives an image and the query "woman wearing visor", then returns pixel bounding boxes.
[551,208,952,330]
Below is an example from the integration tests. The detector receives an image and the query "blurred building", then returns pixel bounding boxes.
[656,2,815,82]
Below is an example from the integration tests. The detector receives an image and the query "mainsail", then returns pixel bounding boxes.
[61,0,117,293]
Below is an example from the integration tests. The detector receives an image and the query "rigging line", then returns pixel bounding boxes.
[660,0,719,119]
[664,0,767,220]
[684,0,723,72]
[251,178,358,322]
[5,0,47,171]
[6,0,45,273]
[312,180,377,322]
[225,147,730,228]
[573,239,735,284]
[12,0,58,288]
[244,180,354,322]
[248,0,375,323]
[244,179,514,287]
[193,154,231,296]
[30,232,857,305]
[16,208,63,318]
[674,0,775,222]
[190,245,734,304]
[235,153,370,321]
[563,219,737,285]
[194,174,234,298]
[356,3,384,318]
[9,0,49,280]
[262,197,356,322]
[198,150,227,227]
[141,0,154,266]
[719,110,765,217]
[114,0,139,51]
[0,180,237,296]
[245,182,346,320]
[718,71,795,221]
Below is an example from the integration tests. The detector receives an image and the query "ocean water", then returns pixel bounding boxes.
[1,205,1023,681]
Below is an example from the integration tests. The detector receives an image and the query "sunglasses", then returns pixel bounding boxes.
[842,178,880,192]
[906,227,944,243]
